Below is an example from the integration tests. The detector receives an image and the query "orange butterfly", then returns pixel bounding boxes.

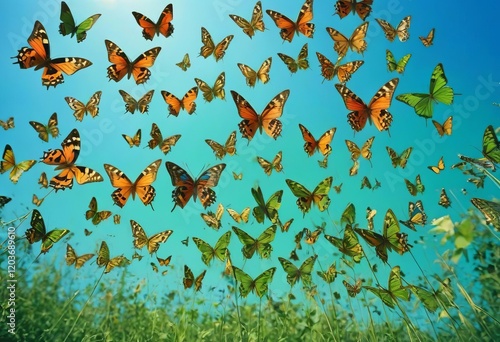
[199,27,233,61]
[161,87,198,116]
[230,90,290,141]
[316,52,364,83]
[335,78,399,133]
[335,0,373,20]
[105,40,161,84]
[299,124,336,157]
[266,0,314,42]
[41,129,103,190]
[103,159,162,208]
[132,3,174,40]
[326,22,369,57]
[13,21,92,88]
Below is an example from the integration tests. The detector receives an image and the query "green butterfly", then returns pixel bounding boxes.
[386,50,411,74]
[399,200,427,231]
[404,174,425,196]
[341,203,356,226]
[471,198,500,231]
[355,209,411,263]
[232,225,276,259]
[285,176,333,216]
[482,125,500,168]
[396,63,454,118]
[25,209,70,254]
[317,262,339,284]
[364,265,410,309]
[386,146,412,168]
[232,266,276,298]
[251,185,283,224]
[59,1,101,43]
[278,255,317,287]
[409,285,441,313]
[325,225,364,263]
[192,231,231,266]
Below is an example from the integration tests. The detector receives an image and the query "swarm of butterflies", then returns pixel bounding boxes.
[1,0,499,308]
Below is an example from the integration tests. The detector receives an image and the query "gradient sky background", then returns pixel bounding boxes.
[1,0,499,325]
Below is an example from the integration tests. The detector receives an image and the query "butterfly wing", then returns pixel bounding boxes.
[396,16,411,42]
[375,19,396,42]
[85,91,102,118]
[337,60,364,83]
[176,53,190,71]
[285,179,313,215]
[266,10,297,42]
[302,125,335,156]
[232,226,258,259]
[161,91,180,116]
[194,164,226,208]
[256,225,277,258]
[260,90,290,139]
[165,162,195,209]
[122,129,141,147]
[147,230,173,255]
[25,209,46,244]
[432,116,453,137]
[119,90,138,114]
[482,125,500,164]
[253,267,276,298]
[366,78,399,132]
[430,63,454,106]
[232,266,254,297]
[231,90,259,140]
[295,0,315,38]
[278,52,298,73]
[335,83,369,131]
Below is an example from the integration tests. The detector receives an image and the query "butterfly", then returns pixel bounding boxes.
[355,209,411,263]
[333,183,343,194]
[32,194,43,207]
[103,159,161,208]
[231,90,290,141]
[386,146,413,168]
[286,176,333,216]
[97,241,128,274]
[200,203,224,230]
[183,265,206,291]
[157,255,172,267]
[147,123,181,155]
[409,285,443,313]
[299,124,336,157]
[84,228,92,236]
[0,196,12,208]
[349,160,360,176]
[316,52,364,83]
[266,0,314,42]
[26,209,70,254]
[471,198,500,231]
[303,228,322,244]
[438,188,451,208]
[363,265,410,309]
[29,112,59,142]
[13,21,92,88]
[251,185,283,224]
[334,0,373,20]
[278,254,317,287]
[227,207,251,224]
[193,231,231,265]
[119,89,155,114]
[195,72,226,102]
[317,262,339,284]
[122,129,141,148]
[65,244,94,269]
[318,156,328,168]
[404,175,425,196]
[205,131,236,159]
[336,78,399,133]
[65,92,102,123]
[105,40,161,84]
[375,16,411,42]
[130,220,173,254]
[281,218,294,233]
[113,214,121,225]
[482,125,500,166]
[1,144,36,184]
[181,237,189,246]
[132,3,174,40]
[289,249,299,261]
[165,162,226,210]
[0,117,14,130]
[428,156,445,174]
[360,176,372,190]
[199,27,233,61]
[85,197,112,226]
[419,28,435,47]
[326,22,369,57]
[238,57,272,87]
[432,116,453,137]
[386,50,411,74]
[38,172,48,188]
[229,1,265,38]
[325,225,364,263]
[396,63,454,119]
[278,43,309,73]
[176,53,191,71]
[232,225,277,259]
[366,207,377,230]
[59,1,100,43]
[345,136,374,165]
[257,151,283,176]
[343,279,363,297]
[232,266,276,298]
[161,87,198,116]
[399,200,427,231]
[232,172,243,180]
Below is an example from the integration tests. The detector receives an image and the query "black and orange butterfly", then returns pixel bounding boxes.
[183,265,206,291]
[432,116,453,137]
[420,28,435,47]
[103,159,162,208]
[165,161,226,210]
[132,3,174,40]
[231,90,290,141]
[335,0,373,20]
[195,72,225,102]
[335,78,399,133]
[161,87,198,116]
[199,27,233,61]
[13,21,92,88]
[326,22,369,57]
[122,129,141,148]
[266,0,314,42]
[65,91,102,121]
[29,112,59,142]
[105,40,161,84]
[229,1,265,38]
[316,53,364,83]
[41,129,103,190]
[299,124,336,157]
[147,123,181,155]
[119,90,155,114]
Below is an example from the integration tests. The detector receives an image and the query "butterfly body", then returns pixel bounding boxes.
[266,0,314,42]
[132,4,174,40]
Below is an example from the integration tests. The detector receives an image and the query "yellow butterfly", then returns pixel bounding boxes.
[199,27,233,61]
[278,43,309,73]
[157,255,172,267]
[0,117,14,130]
[227,207,251,224]
[65,91,102,121]
[0,144,36,184]
[38,172,48,188]
[113,214,121,225]
[147,123,181,155]
[232,171,243,180]
[375,16,411,42]
[326,22,368,57]
[432,116,453,137]
[238,57,272,87]
[122,129,141,148]
[428,156,445,174]
[130,220,173,255]
[201,203,224,230]
[345,136,374,165]
[303,228,322,244]
[118,89,154,114]
[176,53,191,71]
[316,52,364,83]
[32,194,43,207]
[29,112,59,142]
[419,28,435,47]
[257,151,283,176]
[349,160,359,176]
[281,218,294,233]
[366,207,377,230]
[229,1,265,38]
[195,71,225,102]
[66,244,94,269]
[205,131,237,159]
